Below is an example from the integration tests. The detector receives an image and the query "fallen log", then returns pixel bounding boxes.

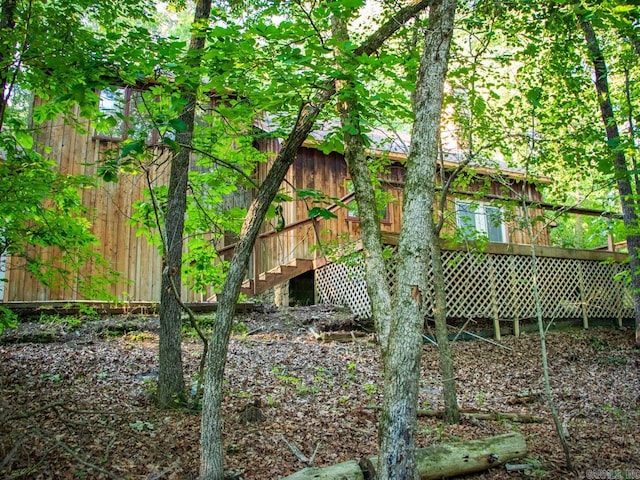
[280,460,364,480]
[308,328,369,343]
[280,432,527,480]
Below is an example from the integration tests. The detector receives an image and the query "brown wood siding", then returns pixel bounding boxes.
[4,102,550,302]
[4,101,176,302]
[251,155,551,276]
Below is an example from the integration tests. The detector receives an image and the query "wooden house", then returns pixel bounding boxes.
[1,90,633,330]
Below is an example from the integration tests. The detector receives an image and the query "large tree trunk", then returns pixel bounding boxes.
[334,0,458,428]
[377,1,456,478]
[199,2,438,478]
[281,433,527,480]
[578,17,640,348]
[157,0,212,408]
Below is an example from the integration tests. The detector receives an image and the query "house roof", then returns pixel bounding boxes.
[255,115,549,183]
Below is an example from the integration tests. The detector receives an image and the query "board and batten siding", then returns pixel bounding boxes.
[249,144,550,277]
[4,103,171,302]
[3,102,551,302]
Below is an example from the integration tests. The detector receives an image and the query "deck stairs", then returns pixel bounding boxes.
[241,258,314,296]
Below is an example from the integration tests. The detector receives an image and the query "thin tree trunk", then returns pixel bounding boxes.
[0,0,17,129]
[377,1,456,478]
[157,0,212,408]
[333,15,393,353]
[430,237,460,424]
[200,95,330,480]
[510,164,573,468]
[578,17,640,348]
[199,3,437,478]
[623,67,640,199]
[528,239,573,470]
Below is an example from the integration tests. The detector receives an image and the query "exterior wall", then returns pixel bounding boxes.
[4,103,170,302]
[4,102,551,302]
[250,149,552,278]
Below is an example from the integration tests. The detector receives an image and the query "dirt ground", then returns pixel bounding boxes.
[0,305,639,479]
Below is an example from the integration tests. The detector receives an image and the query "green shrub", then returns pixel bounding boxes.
[0,306,18,334]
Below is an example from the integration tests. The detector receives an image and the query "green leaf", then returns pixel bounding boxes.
[120,140,144,158]
[297,189,323,200]
[97,165,119,183]
[169,118,188,132]
[308,207,337,220]
[525,87,543,108]
[597,156,614,175]
[612,5,637,13]
[15,131,34,150]
[606,137,621,149]
[274,192,293,202]
[471,96,487,116]
[162,137,180,152]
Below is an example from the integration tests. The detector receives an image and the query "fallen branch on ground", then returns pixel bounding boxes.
[281,436,321,466]
[280,432,527,480]
[36,428,125,480]
[308,328,369,343]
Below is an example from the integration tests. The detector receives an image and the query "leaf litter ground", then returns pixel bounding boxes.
[1,305,639,479]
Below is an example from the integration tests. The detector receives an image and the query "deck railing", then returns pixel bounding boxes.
[216,192,357,285]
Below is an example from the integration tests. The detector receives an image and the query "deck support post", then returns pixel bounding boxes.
[489,256,501,341]
[252,243,260,296]
[509,256,520,338]
[577,262,589,329]
[274,280,290,307]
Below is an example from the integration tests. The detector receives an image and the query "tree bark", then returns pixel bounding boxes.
[281,433,527,480]
[333,14,393,353]
[430,239,460,424]
[578,17,640,348]
[282,461,364,480]
[334,0,458,430]
[199,2,437,478]
[0,0,17,129]
[377,1,456,478]
[157,0,212,408]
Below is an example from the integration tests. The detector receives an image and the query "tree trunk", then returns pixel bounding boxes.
[0,0,17,129]
[157,0,212,408]
[377,1,456,478]
[578,17,640,348]
[199,3,438,478]
[281,433,527,480]
[528,236,573,470]
[430,238,460,424]
[333,14,393,353]
[199,96,330,479]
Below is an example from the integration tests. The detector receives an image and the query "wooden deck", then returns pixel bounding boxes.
[316,238,632,337]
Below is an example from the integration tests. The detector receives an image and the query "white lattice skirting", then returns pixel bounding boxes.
[315,250,633,321]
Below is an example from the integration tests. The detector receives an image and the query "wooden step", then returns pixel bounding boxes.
[241,258,314,297]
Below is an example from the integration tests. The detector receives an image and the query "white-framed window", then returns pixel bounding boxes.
[95,88,127,140]
[455,200,507,243]
[94,88,160,144]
